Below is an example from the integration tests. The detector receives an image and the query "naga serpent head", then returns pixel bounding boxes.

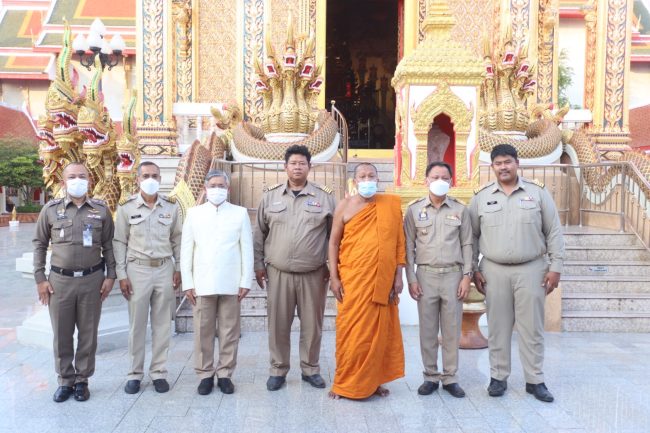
[79,58,115,158]
[116,91,140,177]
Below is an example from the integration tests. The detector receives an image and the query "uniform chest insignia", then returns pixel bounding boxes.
[56,214,67,220]
[521,196,535,201]
[87,214,102,220]
[307,200,321,207]
[159,213,172,218]
[88,208,99,214]
[446,214,460,221]
[307,192,316,197]
[487,200,498,205]
[418,209,428,221]
[272,201,283,206]
[130,214,142,219]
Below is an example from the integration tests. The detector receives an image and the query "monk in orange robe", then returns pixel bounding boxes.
[328,163,406,399]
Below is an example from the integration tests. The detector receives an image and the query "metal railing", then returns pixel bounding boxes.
[478,162,650,250]
[211,160,348,210]
[330,101,349,162]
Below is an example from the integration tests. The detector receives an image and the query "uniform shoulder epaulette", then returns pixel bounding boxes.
[46,198,63,207]
[264,182,283,192]
[125,194,138,202]
[407,197,426,207]
[473,181,494,195]
[315,183,333,194]
[161,194,176,204]
[90,198,106,206]
[522,178,545,188]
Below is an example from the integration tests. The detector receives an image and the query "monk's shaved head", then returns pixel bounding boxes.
[353,162,378,178]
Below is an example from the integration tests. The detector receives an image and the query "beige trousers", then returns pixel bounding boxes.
[48,269,104,386]
[266,265,327,377]
[416,267,463,385]
[193,294,241,379]
[126,260,174,381]
[480,256,548,384]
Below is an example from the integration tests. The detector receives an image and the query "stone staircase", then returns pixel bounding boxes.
[175,282,338,332]
[561,226,650,332]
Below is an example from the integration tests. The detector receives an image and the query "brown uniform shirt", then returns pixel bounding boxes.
[254,181,336,273]
[469,177,565,273]
[112,193,182,281]
[33,197,117,283]
[404,195,473,284]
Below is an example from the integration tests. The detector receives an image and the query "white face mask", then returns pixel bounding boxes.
[65,178,88,198]
[140,178,160,195]
[206,187,228,205]
[429,179,450,197]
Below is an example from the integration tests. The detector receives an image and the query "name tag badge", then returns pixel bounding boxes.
[83,224,93,247]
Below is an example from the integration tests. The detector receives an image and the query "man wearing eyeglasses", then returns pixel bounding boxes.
[254,144,337,391]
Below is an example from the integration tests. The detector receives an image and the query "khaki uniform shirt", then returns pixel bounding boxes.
[469,177,565,273]
[254,181,336,273]
[112,193,182,281]
[404,195,473,284]
[33,197,117,283]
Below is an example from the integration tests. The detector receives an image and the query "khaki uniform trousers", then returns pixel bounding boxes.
[48,269,104,386]
[266,265,327,377]
[416,266,463,385]
[126,260,174,381]
[481,256,548,384]
[193,294,241,379]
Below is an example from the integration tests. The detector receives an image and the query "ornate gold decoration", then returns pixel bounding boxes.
[412,83,473,134]
[244,0,264,119]
[536,0,557,105]
[603,0,628,133]
[447,0,496,57]
[173,0,193,102]
[510,0,531,47]
[199,0,238,103]
[143,0,164,123]
[116,91,141,205]
[392,0,485,88]
[583,0,597,110]
[418,0,427,42]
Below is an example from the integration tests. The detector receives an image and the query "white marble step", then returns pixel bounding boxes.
[562,311,650,332]
[563,293,650,313]
[562,232,641,247]
[565,245,650,261]
[562,261,650,277]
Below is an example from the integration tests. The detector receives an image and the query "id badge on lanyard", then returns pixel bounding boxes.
[83,224,93,247]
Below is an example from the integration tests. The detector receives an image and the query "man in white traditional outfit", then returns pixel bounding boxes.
[181,170,254,395]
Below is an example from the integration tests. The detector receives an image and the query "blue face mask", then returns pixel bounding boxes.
[357,181,378,198]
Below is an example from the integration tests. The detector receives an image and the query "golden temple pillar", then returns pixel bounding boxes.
[587,0,633,154]
[536,0,559,107]
[136,0,179,155]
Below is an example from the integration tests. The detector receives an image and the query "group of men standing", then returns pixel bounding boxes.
[34,143,563,405]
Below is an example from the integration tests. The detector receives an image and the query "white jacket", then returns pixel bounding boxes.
[180,201,253,296]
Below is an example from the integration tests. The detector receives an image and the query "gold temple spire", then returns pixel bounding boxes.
[421,0,455,37]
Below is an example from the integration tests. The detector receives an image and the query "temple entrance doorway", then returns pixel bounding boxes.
[325,0,399,149]
[427,114,456,184]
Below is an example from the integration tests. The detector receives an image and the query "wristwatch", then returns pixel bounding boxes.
[463,271,473,278]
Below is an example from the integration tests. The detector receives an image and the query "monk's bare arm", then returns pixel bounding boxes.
[328,198,348,302]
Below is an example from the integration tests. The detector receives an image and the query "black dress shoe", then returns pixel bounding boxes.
[217,378,235,394]
[124,380,141,394]
[73,383,90,401]
[153,379,170,393]
[442,383,466,398]
[266,375,286,391]
[487,378,507,397]
[417,381,439,395]
[526,382,554,402]
[301,374,326,388]
[53,386,74,402]
[197,377,214,395]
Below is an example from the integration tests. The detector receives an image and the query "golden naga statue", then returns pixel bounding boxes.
[38,23,140,215]
[478,20,563,159]
[209,13,339,162]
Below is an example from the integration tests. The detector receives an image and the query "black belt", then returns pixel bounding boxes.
[50,261,104,278]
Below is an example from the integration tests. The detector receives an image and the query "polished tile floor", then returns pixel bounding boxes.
[1,224,649,433]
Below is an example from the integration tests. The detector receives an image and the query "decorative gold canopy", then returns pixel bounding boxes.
[392,0,484,88]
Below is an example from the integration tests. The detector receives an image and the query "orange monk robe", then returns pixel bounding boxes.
[331,194,406,399]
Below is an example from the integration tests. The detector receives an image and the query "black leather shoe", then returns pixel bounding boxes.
[526,382,554,402]
[73,383,90,401]
[301,374,326,388]
[153,379,170,393]
[487,378,507,397]
[442,383,466,398]
[197,377,214,395]
[217,378,235,394]
[417,381,439,395]
[266,375,286,391]
[53,386,74,402]
[124,380,140,394]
